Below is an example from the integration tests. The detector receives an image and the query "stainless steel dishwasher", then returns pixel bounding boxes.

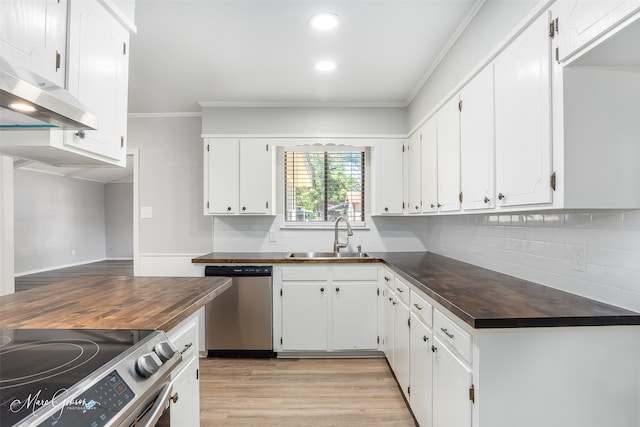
[204,265,275,357]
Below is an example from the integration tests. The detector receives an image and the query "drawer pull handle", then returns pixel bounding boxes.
[384,276,391,282]
[171,392,179,404]
[413,304,423,310]
[396,288,404,293]
[440,328,454,339]
[180,343,193,354]
[423,335,428,342]
[431,345,437,353]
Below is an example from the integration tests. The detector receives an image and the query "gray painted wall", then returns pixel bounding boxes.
[13,170,106,274]
[202,106,407,135]
[105,182,133,258]
[127,116,213,254]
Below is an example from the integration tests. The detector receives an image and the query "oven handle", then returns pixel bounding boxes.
[139,380,174,427]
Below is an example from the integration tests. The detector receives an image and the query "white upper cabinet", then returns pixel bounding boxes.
[372,140,405,215]
[407,130,422,214]
[421,117,438,213]
[239,141,274,214]
[0,0,68,87]
[436,95,461,213]
[494,11,553,208]
[63,0,130,166]
[460,64,495,211]
[204,139,275,215]
[553,0,640,63]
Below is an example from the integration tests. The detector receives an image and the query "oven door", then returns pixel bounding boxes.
[126,380,175,427]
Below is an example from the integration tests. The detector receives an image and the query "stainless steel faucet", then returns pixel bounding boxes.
[333,215,353,253]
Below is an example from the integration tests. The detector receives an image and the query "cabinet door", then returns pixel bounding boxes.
[460,65,495,210]
[206,139,239,214]
[65,0,129,165]
[495,11,553,207]
[421,117,438,213]
[407,131,422,214]
[394,298,410,399]
[437,96,461,212]
[410,315,433,427]
[554,0,640,63]
[0,0,67,87]
[332,282,378,350]
[170,355,200,427]
[374,141,405,215]
[432,337,472,427]
[239,141,273,214]
[282,283,327,350]
[383,285,395,366]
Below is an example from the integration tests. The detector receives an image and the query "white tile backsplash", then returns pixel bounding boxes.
[426,210,640,312]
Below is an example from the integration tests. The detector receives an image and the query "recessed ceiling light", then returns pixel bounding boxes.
[9,102,36,113]
[310,13,339,31]
[315,61,336,72]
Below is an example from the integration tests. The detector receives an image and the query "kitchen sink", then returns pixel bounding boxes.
[286,251,371,259]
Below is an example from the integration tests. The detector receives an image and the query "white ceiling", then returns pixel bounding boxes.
[17,0,483,182]
[128,0,483,114]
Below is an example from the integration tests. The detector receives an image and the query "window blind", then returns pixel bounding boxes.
[284,150,365,223]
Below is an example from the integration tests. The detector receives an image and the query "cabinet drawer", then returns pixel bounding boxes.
[393,278,410,305]
[434,309,472,364]
[282,267,329,281]
[168,319,198,360]
[333,266,378,281]
[410,291,433,327]
[382,270,394,287]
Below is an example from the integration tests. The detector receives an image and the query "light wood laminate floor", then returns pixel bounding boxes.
[200,357,417,426]
[14,260,133,291]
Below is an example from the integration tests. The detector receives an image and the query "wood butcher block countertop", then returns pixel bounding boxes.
[0,276,231,331]
[192,251,640,329]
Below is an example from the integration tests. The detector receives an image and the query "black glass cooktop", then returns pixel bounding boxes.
[0,329,153,426]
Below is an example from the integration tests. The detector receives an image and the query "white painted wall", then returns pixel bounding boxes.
[13,170,106,274]
[105,182,133,258]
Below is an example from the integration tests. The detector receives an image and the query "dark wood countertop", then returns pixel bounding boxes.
[0,276,231,331]
[192,251,640,329]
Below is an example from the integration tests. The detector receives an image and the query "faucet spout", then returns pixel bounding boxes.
[333,215,353,253]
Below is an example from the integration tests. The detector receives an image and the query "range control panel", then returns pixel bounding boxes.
[37,371,135,427]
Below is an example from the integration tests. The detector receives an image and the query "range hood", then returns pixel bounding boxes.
[0,58,98,131]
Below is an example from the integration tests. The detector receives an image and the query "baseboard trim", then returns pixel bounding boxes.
[14,258,106,277]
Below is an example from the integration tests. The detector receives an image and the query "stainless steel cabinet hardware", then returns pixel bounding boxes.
[440,327,454,339]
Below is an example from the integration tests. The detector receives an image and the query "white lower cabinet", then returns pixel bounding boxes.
[409,312,433,427]
[166,311,201,427]
[281,282,328,350]
[432,336,472,427]
[393,294,410,399]
[279,265,379,352]
[169,356,200,426]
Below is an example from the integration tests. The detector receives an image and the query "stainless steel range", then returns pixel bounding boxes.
[0,328,181,426]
